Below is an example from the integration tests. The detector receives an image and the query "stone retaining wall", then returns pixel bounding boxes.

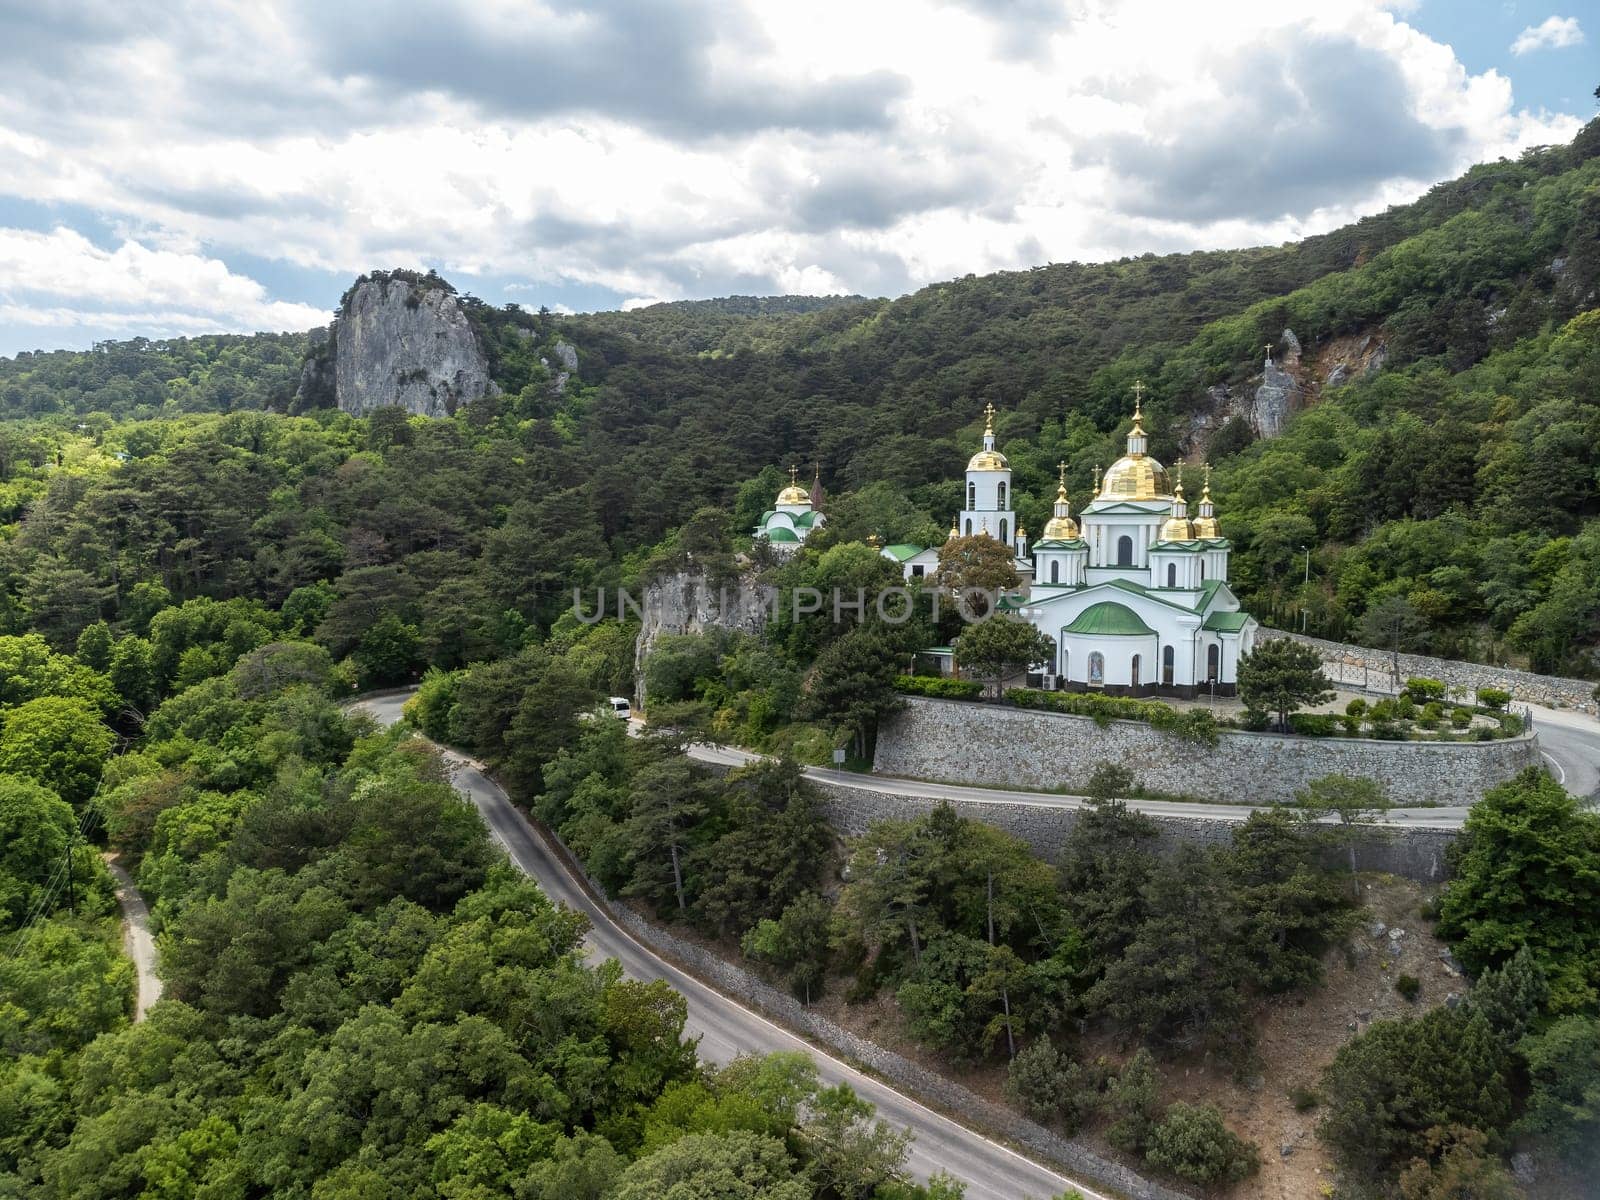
[538,821,1196,1200]
[1259,628,1598,715]
[810,778,1458,882]
[874,697,1537,809]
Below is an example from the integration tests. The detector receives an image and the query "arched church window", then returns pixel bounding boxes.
[1116,535,1133,566]
[1130,654,1141,687]
[968,482,976,509]
[1199,561,1206,582]
[1166,563,1177,587]
[965,519,972,535]
[998,481,1007,508]
[1088,652,1104,686]
[999,519,1009,544]
[1163,645,1174,685]
[1207,644,1220,681]
[1050,560,1059,584]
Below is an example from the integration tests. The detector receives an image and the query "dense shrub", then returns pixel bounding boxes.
[893,675,984,700]
[1144,1102,1260,1185]
[1005,687,1173,725]
[1004,1039,1102,1132]
[1405,677,1446,703]
[1288,713,1338,737]
[1345,698,1368,717]
[1396,974,1421,1001]
[1476,687,1511,710]
[1340,713,1363,735]
[1450,707,1474,729]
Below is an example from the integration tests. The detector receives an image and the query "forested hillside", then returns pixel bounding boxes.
[0,118,1597,675]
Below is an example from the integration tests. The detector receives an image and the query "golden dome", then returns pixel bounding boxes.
[966,448,1009,471]
[1158,471,1192,540]
[1043,513,1080,539]
[777,464,811,506]
[1159,514,1193,541]
[1099,454,1171,500]
[966,401,1008,471]
[1098,384,1171,500]
[1042,462,1080,539]
[1192,464,1220,538]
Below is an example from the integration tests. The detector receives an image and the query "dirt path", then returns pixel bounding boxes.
[103,855,162,1021]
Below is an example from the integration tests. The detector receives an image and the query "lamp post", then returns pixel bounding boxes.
[1300,545,1310,633]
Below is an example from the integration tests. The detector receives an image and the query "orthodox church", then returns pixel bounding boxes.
[752,465,826,554]
[881,391,1257,696]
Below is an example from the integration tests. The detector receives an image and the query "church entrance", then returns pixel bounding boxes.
[1207,644,1220,681]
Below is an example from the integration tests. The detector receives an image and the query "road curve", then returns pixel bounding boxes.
[103,855,162,1021]
[355,692,1095,1200]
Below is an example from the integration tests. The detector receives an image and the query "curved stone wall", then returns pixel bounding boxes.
[873,697,1538,808]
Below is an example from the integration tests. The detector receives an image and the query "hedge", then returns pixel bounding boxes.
[1006,687,1174,725]
[1288,713,1339,737]
[893,675,985,700]
[1005,688,1219,745]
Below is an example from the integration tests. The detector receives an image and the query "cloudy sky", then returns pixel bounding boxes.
[0,0,1593,355]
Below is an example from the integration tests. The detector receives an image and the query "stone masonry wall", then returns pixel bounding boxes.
[536,821,1196,1200]
[810,778,1458,882]
[874,698,1537,810]
[1258,628,1598,715]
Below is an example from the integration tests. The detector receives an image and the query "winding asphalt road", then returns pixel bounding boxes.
[356,692,1095,1200]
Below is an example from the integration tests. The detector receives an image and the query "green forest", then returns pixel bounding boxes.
[2,114,1600,1200]
[2,119,1598,675]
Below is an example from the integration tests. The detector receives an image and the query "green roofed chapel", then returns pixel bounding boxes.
[753,465,826,556]
[881,385,1257,697]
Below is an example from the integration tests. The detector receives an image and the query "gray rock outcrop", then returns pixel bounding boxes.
[1251,328,1304,438]
[331,273,497,417]
[632,570,772,706]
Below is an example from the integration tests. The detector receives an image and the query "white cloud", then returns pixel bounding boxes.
[1511,15,1585,55]
[0,226,328,334]
[0,0,1588,348]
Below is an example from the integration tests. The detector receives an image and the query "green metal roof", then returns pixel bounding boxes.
[1202,610,1251,632]
[1150,540,1205,553]
[1062,602,1155,636]
[793,511,819,528]
[764,527,799,543]
[880,543,924,561]
[1032,538,1087,549]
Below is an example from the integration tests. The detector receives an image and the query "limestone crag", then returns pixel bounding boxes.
[1251,327,1304,438]
[632,570,772,706]
[1184,326,1389,457]
[332,274,497,417]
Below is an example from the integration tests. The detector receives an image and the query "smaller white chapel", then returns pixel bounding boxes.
[882,390,1257,697]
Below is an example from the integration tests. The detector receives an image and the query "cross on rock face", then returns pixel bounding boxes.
[1265,343,1274,359]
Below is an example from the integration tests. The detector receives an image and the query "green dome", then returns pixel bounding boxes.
[1062,602,1154,636]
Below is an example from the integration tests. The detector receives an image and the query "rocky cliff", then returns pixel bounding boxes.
[632,570,772,707]
[1184,326,1389,456]
[315,272,498,417]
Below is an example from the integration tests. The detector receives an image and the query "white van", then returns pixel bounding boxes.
[607,696,632,719]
